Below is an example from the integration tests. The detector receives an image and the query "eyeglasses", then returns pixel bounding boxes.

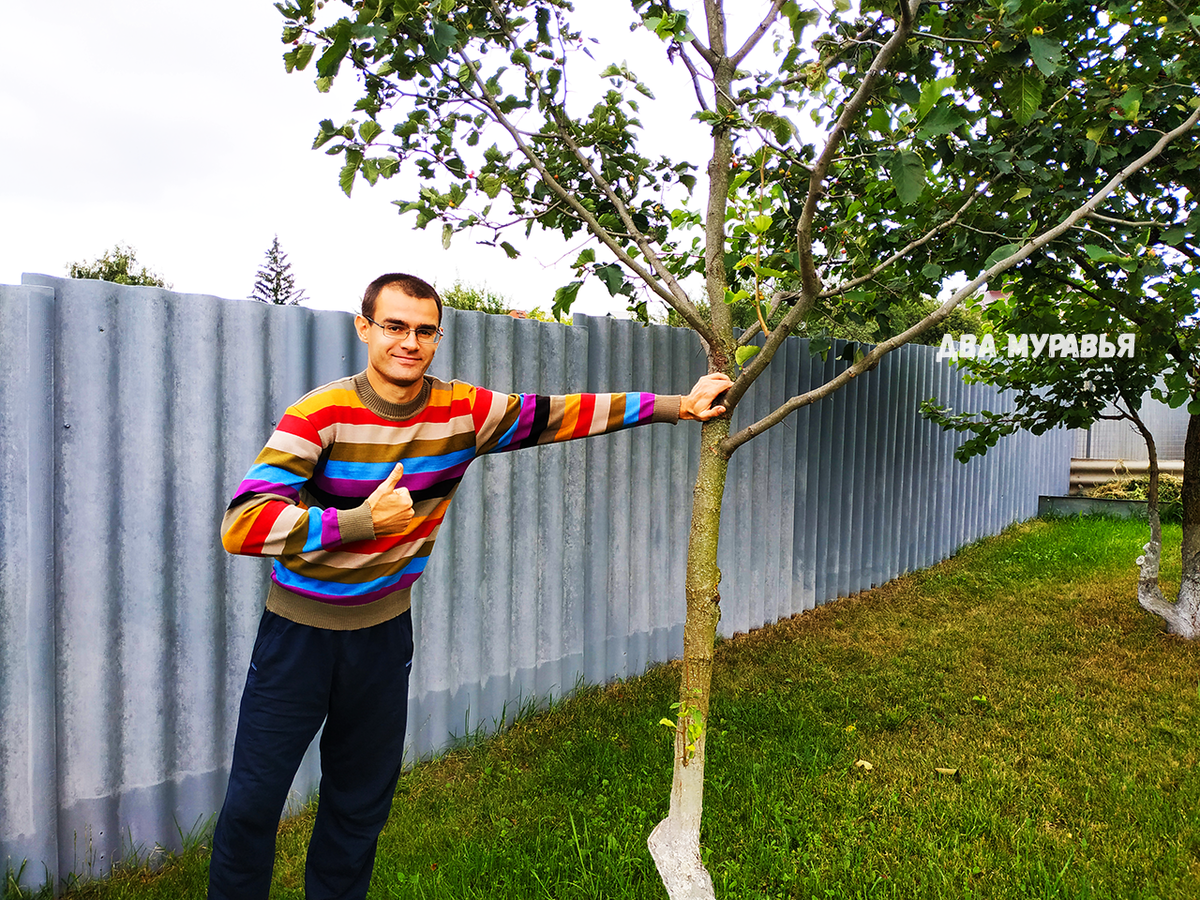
[363,315,444,344]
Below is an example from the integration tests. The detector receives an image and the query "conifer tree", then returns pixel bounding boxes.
[250,235,307,305]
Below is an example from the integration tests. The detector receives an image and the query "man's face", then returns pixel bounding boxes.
[355,286,440,399]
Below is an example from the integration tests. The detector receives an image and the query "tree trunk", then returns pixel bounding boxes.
[1137,412,1200,638]
[647,415,729,899]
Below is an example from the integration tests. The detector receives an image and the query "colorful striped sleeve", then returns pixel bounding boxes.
[220,405,376,557]
[473,388,681,456]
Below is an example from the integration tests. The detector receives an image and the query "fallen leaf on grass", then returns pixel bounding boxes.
[854,759,873,771]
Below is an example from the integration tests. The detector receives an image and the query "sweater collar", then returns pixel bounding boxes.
[353,371,431,421]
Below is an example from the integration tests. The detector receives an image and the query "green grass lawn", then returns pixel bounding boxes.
[15,515,1200,899]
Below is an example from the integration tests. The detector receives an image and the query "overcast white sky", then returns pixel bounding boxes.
[0,1,745,318]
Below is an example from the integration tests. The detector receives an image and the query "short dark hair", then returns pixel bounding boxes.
[362,273,443,323]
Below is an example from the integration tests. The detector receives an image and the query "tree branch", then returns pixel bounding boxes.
[1086,211,1165,228]
[795,0,921,299]
[455,51,715,342]
[677,43,712,112]
[702,0,728,63]
[720,0,922,413]
[737,290,801,345]
[550,117,711,332]
[819,183,988,299]
[729,0,786,67]
[720,101,1200,457]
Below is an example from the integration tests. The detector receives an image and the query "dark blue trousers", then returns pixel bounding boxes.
[208,609,414,900]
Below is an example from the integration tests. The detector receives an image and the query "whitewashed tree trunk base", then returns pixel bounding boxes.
[1136,532,1200,639]
[648,818,715,900]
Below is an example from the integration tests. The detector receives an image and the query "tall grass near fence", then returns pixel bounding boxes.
[14,515,1199,900]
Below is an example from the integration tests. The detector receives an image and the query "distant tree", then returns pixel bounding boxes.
[250,235,308,305]
[442,280,563,322]
[441,280,511,315]
[67,243,171,288]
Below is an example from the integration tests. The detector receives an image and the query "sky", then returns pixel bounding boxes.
[0,1,736,318]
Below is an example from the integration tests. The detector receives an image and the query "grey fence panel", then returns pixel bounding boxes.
[798,363,821,608]
[875,348,902,589]
[782,340,809,614]
[1,276,1072,890]
[0,284,60,885]
[1073,388,1190,461]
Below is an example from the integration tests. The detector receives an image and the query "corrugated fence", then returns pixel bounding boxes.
[0,275,1071,888]
[1072,388,1190,460]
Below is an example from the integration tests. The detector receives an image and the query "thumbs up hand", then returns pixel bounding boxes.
[366,463,414,536]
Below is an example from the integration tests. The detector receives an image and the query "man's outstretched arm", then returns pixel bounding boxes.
[472,371,737,457]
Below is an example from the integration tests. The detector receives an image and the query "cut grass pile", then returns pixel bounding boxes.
[12,515,1200,899]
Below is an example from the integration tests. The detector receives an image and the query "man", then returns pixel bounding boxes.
[209,272,731,899]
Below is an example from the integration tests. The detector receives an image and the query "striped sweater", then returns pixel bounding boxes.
[222,372,681,629]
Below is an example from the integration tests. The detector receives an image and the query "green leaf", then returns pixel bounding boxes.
[500,241,520,259]
[479,174,504,199]
[316,21,351,79]
[284,42,316,73]
[735,345,761,367]
[428,20,459,63]
[1027,35,1063,76]
[918,102,966,137]
[339,150,362,196]
[572,248,596,268]
[999,71,1045,126]
[552,280,584,318]
[780,1,819,41]
[361,157,380,186]
[751,214,774,234]
[916,76,956,121]
[359,120,382,143]
[843,289,874,306]
[1116,86,1143,122]
[984,243,1022,269]
[595,263,625,296]
[724,288,750,305]
[889,150,926,205]
[867,106,892,135]
[312,119,337,149]
[922,263,943,279]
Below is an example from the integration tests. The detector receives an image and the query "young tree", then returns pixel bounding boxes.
[276,0,1200,893]
[249,234,309,305]
[67,242,171,288]
[924,210,1200,638]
